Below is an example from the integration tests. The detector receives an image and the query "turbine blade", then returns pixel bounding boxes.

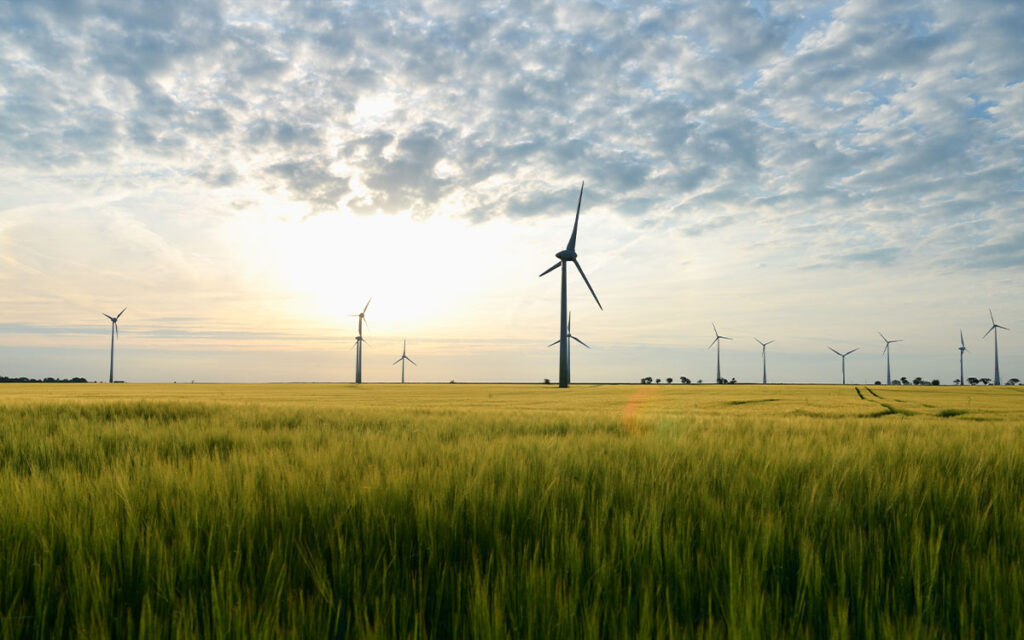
[829,347,841,356]
[393,357,402,365]
[721,336,732,341]
[571,335,590,348]
[878,332,887,342]
[573,260,602,310]
[566,181,584,252]
[708,338,718,350]
[116,307,126,320]
[712,323,719,338]
[363,298,372,314]
[765,340,775,346]
[845,348,858,356]
[548,340,560,347]
[960,330,965,348]
[408,358,417,366]
[983,326,994,338]
[995,324,1009,331]
[114,323,118,338]
[103,314,115,321]
[754,338,765,346]
[539,261,561,277]
[990,308,995,325]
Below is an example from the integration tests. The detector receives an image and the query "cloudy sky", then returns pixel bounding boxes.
[1,0,1021,384]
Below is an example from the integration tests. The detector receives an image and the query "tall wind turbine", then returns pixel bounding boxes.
[102,308,126,383]
[828,347,858,385]
[879,333,902,385]
[393,339,417,384]
[351,298,371,383]
[708,324,732,383]
[753,337,774,384]
[983,309,1009,385]
[958,330,967,385]
[548,312,589,384]
[539,182,602,388]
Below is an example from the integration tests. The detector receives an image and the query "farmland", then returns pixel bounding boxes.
[1,383,1023,637]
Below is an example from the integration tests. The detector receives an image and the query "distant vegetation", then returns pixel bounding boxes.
[0,375,88,383]
[1,384,1023,636]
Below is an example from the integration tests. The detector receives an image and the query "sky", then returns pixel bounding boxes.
[1,0,1022,385]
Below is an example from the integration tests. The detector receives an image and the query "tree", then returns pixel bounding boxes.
[680,376,691,384]
[874,380,881,385]
[655,378,661,384]
[913,377,923,386]
[900,376,910,385]
[665,377,673,384]
[980,377,991,385]
[954,378,961,385]
[697,379,703,384]
[968,377,979,386]
[544,378,551,384]
[931,380,940,386]
[1008,378,1020,386]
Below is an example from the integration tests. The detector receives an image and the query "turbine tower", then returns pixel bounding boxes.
[983,309,1009,385]
[753,337,774,384]
[548,312,590,384]
[102,308,126,383]
[879,332,902,385]
[958,330,967,385]
[828,347,858,385]
[351,298,371,383]
[708,323,732,383]
[392,339,417,384]
[539,182,602,388]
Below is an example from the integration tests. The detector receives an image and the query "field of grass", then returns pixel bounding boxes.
[2,383,1024,638]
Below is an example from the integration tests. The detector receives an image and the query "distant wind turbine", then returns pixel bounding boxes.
[753,337,774,384]
[102,308,126,383]
[828,346,858,385]
[548,312,589,384]
[539,182,602,388]
[879,332,902,385]
[393,339,417,384]
[958,330,967,385]
[351,298,371,384]
[708,323,732,383]
[983,309,1009,386]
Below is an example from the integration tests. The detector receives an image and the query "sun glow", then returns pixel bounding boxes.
[234,208,527,339]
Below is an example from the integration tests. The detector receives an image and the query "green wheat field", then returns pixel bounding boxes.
[2,383,1023,638]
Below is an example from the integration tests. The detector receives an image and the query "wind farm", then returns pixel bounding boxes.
[3,0,1024,633]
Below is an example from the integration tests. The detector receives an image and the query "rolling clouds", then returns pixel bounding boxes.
[1,0,1022,381]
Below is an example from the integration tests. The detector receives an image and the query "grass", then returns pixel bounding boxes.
[1,383,1023,638]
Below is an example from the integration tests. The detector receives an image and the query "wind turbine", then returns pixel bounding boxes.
[828,347,858,385]
[708,324,732,383]
[548,312,590,384]
[753,337,774,384]
[879,332,902,385]
[539,182,602,388]
[351,298,371,383]
[393,339,417,384]
[983,309,1009,385]
[102,308,126,383]
[958,330,967,385]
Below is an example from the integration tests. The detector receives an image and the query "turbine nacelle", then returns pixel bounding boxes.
[555,249,578,262]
